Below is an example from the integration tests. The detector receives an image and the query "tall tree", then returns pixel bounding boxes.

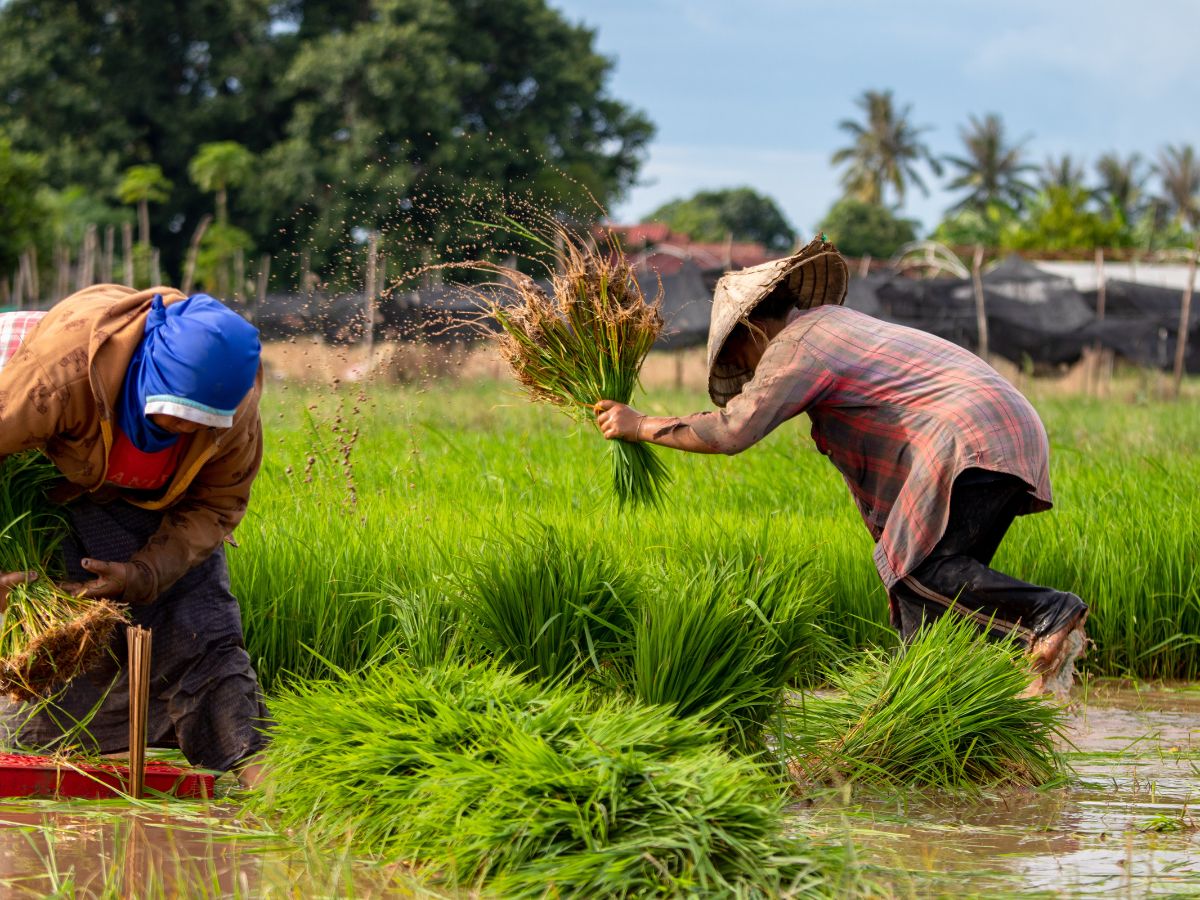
[1154,144,1200,229]
[831,90,940,207]
[0,136,48,275]
[116,165,172,247]
[1039,154,1087,193]
[648,188,795,251]
[189,142,256,225]
[942,113,1036,213]
[1094,152,1147,224]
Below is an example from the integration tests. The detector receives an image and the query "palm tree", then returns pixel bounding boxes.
[1154,144,1200,229]
[831,89,941,207]
[1039,153,1087,193]
[942,113,1036,212]
[188,142,255,225]
[116,164,172,247]
[1094,152,1147,223]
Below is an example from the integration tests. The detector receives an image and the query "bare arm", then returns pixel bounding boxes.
[594,401,720,454]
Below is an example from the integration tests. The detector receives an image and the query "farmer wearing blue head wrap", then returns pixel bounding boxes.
[0,285,271,788]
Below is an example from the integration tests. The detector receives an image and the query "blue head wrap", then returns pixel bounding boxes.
[117,294,261,452]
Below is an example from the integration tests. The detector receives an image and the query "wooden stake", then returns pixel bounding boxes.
[254,253,271,324]
[1171,241,1198,400]
[122,223,135,287]
[102,225,115,283]
[127,626,152,799]
[77,224,98,291]
[1091,248,1107,397]
[233,247,245,303]
[23,246,38,305]
[55,244,70,302]
[150,248,161,287]
[364,232,379,370]
[181,214,212,295]
[971,244,989,360]
[858,254,871,279]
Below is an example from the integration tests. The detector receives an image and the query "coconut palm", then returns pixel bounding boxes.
[188,141,255,226]
[1154,144,1200,229]
[942,114,1036,213]
[1039,153,1087,193]
[116,164,172,247]
[1094,152,1147,224]
[831,90,941,207]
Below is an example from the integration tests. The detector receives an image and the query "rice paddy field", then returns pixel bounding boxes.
[1,362,1198,898]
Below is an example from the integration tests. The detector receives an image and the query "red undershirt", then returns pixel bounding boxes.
[105,428,187,490]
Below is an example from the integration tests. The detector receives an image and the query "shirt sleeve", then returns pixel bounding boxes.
[683,335,832,455]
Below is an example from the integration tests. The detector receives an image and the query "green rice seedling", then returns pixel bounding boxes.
[0,452,126,701]
[629,551,829,755]
[786,612,1067,790]
[252,659,866,898]
[457,526,636,684]
[470,220,670,507]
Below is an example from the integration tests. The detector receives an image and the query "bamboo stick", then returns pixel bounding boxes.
[1171,242,1198,399]
[971,244,989,360]
[254,253,270,324]
[150,248,161,287]
[127,625,152,799]
[365,232,379,369]
[123,223,135,287]
[181,214,212,295]
[102,225,115,283]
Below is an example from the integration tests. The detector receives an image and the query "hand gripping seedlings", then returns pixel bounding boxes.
[469,220,671,507]
[0,453,126,702]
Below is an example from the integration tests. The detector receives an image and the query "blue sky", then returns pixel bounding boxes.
[550,0,1200,236]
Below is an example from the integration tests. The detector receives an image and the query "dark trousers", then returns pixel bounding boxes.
[0,498,271,772]
[889,468,1087,647]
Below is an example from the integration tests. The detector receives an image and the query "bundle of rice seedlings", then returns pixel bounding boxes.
[471,220,670,506]
[457,526,635,684]
[785,612,1067,790]
[0,452,126,701]
[629,551,830,756]
[252,659,864,898]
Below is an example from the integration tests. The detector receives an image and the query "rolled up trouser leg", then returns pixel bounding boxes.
[893,554,1088,648]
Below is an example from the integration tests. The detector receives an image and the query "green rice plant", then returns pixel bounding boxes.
[629,550,830,755]
[251,659,865,898]
[457,526,636,684]
[470,220,670,507]
[785,612,1068,790]
[0,452,125,701]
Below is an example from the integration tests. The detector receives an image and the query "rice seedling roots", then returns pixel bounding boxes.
[0,601,127,702]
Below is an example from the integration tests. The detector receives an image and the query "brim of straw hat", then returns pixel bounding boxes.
[706,236,849,407]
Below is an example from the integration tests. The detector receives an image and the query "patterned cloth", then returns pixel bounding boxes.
[0,498,271,772]
[684,306,1052,588]
[0,311,46,372]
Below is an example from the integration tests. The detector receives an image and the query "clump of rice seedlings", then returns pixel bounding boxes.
[252,659,863,898]
[630,552,830,755]
[0,452,126,701]
[458,526,635,684]
[786,612,1067,790]
[470,220,670,506]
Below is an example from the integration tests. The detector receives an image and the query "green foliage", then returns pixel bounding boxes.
[943,113,1036,213]
[115,164,172,207]
[930,201,1018,248]
[194,222,255,296]
[0,135,49,273]
[831,89,940,206]
[188,142,255,224]
[39,185,132,247]
[817,198,917,259]
[648,187,796,251]
[1001,187,1130,252]
[252,659,855,897]
[787,613,1067,789]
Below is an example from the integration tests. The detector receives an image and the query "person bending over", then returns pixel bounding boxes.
[595,238,1088,696]
[0,286,269,784]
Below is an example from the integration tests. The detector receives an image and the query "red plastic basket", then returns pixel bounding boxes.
[0,752,214,799]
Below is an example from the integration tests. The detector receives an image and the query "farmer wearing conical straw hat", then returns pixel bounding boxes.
[0,286,269,785]
[596,237,1088,696]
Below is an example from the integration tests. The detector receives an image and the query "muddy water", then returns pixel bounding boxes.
[0,685,1195,898]
[795,683,1200,897]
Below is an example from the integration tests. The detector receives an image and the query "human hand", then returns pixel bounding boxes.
[61,558,133,601]
[0,571,38,613]
[594,400,644,442]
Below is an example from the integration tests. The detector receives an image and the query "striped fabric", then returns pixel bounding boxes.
[0,311,47,373]
[685,305,1052,588]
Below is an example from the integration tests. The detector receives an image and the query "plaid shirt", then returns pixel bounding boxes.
[0,311,47,373]
[686,305,1052,588]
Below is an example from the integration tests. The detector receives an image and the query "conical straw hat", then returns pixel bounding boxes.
[706,236,848,407]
